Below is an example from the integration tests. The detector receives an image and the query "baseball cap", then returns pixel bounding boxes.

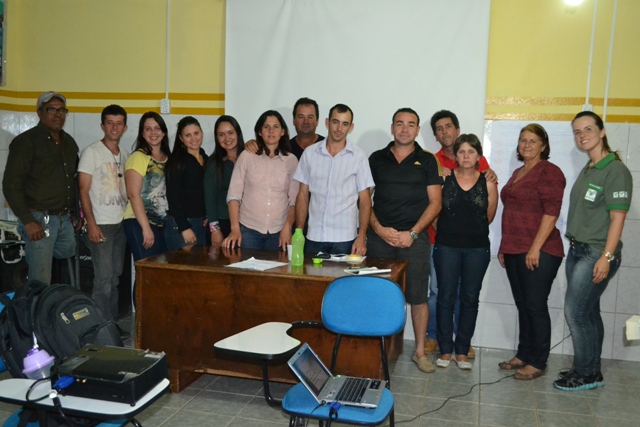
[36,91,67,110]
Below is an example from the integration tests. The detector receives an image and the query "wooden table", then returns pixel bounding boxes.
[134,246,408,393]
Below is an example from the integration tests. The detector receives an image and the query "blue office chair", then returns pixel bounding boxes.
[0,293,133,427]
[282,276,406,427]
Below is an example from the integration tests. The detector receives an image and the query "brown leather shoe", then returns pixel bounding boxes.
[467,346,475,359]
[424,339,439,353]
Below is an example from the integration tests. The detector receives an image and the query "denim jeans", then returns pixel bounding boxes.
[504,252,562,370]
[123,219,168,261]
[163,215,208,251]
[427,251,461,340]
[84,223,126,321]
[18,212,76,285]
[564,241,621,376]
[434,243,490,355]
[304,239,354,255]
[240,225,281,251]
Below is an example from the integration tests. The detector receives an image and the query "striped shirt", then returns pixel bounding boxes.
[294,140,374,242]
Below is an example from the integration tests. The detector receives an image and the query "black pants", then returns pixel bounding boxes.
[504,252,562,370]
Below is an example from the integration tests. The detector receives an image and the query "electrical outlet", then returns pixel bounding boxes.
[160,98,171,114]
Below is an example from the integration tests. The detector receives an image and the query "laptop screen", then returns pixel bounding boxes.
[289,344,331,396]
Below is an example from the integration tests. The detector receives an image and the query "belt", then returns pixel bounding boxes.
[30,208,70,216]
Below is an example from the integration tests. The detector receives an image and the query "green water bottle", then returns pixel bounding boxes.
[291,228,305,267]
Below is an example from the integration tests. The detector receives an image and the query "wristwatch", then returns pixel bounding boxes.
[602,251,615,262]
[410,230,419,241]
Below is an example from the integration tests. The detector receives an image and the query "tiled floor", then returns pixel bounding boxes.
[2,325,639,426]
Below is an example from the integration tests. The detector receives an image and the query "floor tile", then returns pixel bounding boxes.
[116,335,640,426]
[422,397,479,424]
[537,410,597,427]
[480,386,536,409]
[479,403,537,426]
[425,379,480,402]
[182,389,252,417]
[533,391,591,414]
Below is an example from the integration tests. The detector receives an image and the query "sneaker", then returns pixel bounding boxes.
[553,371,604,391]
[424,339,439,353]
[557,370,604,387]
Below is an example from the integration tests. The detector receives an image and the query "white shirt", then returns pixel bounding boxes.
[78,141,129,225]
[294,140,374,242]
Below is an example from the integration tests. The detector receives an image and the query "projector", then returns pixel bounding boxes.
[50,345,167,405]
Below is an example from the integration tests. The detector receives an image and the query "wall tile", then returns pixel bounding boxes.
[621,219,640,268]
[615,267,640,315]
[479,258,513,305]
[473,302,517,350]
[612,313,640,362]
[624,124,640,172]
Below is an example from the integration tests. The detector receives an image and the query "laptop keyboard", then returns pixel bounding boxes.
[336,378,369,403]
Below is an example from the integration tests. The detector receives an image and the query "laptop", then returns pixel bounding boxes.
[287,342,386,408]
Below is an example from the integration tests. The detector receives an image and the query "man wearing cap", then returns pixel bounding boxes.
[2,91,79,284]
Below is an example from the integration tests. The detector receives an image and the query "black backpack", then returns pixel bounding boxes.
[0,280,123,378]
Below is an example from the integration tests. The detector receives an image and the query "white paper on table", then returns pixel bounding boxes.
[225,257,289,271]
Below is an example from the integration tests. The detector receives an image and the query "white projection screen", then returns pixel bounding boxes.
[226,0,491,155]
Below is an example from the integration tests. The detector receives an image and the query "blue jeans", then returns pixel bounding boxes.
[304,239,354,255]
[427,251,461,340]
[434,244,490,355]
[123,219,168,261]
[18,212,76,285]
[163,216,207,251]
[564,241,621,377]
[240,225,281,251]
[84,223,126,321]
[504,252,562,370]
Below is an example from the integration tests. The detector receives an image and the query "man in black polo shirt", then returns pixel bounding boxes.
[368,107,443,373]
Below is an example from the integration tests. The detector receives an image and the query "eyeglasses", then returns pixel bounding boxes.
[44,107,69,115]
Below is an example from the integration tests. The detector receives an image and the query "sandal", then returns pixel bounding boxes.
[514,366,544,380]
[498,358,526,370]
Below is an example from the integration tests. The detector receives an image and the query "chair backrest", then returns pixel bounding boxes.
[321,276,406,337]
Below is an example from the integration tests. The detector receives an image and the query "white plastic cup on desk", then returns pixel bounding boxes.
[287,245,293,261]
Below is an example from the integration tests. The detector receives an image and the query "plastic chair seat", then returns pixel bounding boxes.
[282,383,394,426]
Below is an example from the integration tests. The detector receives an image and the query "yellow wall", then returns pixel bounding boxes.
[486,0,640,122]
[0,0,225,114]
[1,0,638,121]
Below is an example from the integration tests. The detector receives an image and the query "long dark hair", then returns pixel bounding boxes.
[254,110,290,156]
[207,115,245,188]
[132,111,171,157]
[572,111,620,160]
[166,116,204,181]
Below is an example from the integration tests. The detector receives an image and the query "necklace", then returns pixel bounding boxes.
[102,140,123,177]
